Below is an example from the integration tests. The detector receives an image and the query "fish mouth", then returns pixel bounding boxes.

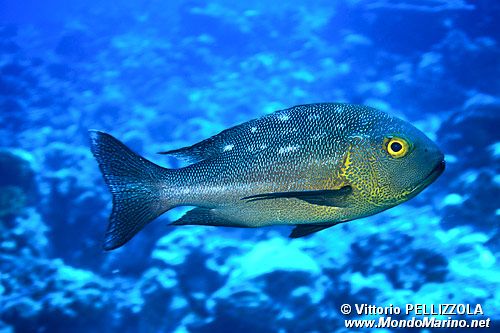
[424,159,446,184]
[408,159,445,197]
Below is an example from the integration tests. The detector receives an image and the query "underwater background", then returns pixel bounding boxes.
[0,0,499,332]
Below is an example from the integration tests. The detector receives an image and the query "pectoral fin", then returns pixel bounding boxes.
[241,185,352,207]
[289,224,337,238]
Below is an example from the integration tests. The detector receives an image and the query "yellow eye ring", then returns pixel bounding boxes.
[386,137,409,158]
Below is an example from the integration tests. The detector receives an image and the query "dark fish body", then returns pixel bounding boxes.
[91,103,445,250]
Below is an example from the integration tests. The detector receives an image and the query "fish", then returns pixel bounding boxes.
[90,103,445,250]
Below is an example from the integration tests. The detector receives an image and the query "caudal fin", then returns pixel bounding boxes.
[90,131,173,250]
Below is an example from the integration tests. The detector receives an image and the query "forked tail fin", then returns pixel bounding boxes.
[90,130,174,250]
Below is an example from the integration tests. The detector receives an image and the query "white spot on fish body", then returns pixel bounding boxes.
[278,144,300,154]
[349,134,370,141]
[250,126,257,133]
[247,144,258,152]
[179,187,191,195]
[311,132,327,140]
[277,114,289,121]
[223,144,234,152]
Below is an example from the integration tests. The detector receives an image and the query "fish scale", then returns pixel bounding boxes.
[90,103,445,250]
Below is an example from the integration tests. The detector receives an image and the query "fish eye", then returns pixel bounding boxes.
[385,137,409,158]
[390,141,402,152]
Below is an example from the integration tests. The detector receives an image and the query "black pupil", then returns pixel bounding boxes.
[391,142,403,152]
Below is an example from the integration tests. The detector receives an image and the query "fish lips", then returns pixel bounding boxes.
[426,159,446,183]
[408,159,445,197]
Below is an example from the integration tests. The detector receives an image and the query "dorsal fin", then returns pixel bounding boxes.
[158,104,344,163]
[159,136,219,163]
[158,121,248,163]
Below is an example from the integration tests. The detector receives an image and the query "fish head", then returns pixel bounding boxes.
[342,109,445,210]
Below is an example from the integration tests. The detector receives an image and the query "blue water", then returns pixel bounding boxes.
[0,1,499,332]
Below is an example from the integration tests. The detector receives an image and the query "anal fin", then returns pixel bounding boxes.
[171,207,227,226]
[289,224,338,238]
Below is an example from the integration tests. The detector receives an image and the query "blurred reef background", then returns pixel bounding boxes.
[0,0,499,332]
